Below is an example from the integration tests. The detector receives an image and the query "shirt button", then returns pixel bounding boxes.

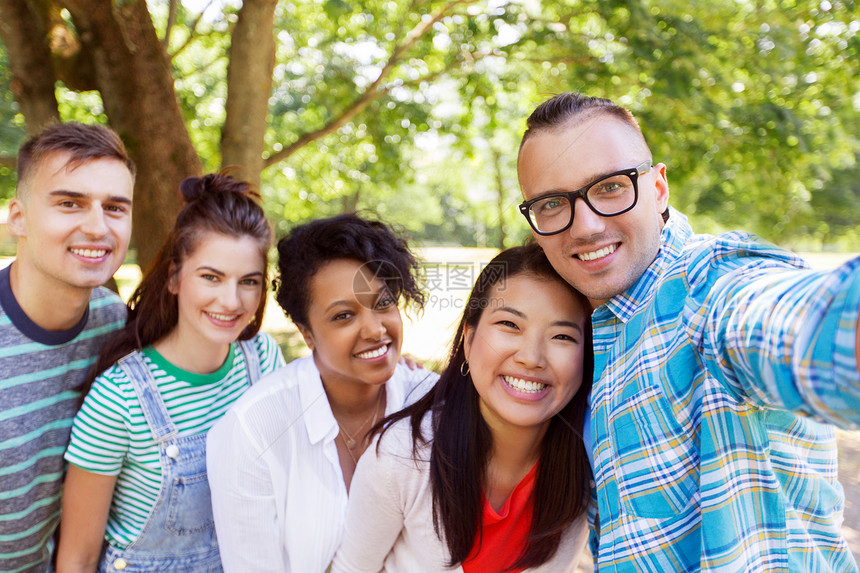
[113,558,128,570]
[166,444,179,459]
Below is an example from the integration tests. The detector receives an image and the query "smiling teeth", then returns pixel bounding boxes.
[503,375,547,393]
[356,345,388,359]
[577,244,617,261]
[71,248,107,258]
[207,312,237,322]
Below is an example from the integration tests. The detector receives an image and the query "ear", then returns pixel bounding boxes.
[6,199,26,239]
[297,323,315,352]
[167,262,179,295]
[652,163,670,213]
[462,324,474,362]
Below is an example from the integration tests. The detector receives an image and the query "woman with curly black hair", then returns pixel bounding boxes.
[207,214,437,572]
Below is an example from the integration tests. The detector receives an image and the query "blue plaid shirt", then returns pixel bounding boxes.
[588,209,860,572]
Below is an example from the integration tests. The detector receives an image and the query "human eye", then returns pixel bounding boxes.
[591,177,628,197]
[105,203,130,215]
[536,197,566,214]
[374,293,397,310]
[552,332,579,343]
[200,273,219,282]
[332,311,354,322]
[240,277,261,286]
[495,319,519,330]
[58,199,80,209]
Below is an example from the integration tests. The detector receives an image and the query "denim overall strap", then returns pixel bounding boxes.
[117,352,177,444]
[99,352,222,573]
[238,339,262,385]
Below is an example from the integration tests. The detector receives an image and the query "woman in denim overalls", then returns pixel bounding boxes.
[57,174,284,572]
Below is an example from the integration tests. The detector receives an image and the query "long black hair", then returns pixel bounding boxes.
[374,242,593,570]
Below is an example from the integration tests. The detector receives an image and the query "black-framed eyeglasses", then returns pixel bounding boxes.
[519,161,652,236]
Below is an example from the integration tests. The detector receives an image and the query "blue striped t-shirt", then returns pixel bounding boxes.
[0,264,127,572]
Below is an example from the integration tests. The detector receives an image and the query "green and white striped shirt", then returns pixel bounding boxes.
[64,333,284,548]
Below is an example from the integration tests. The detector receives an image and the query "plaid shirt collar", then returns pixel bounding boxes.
[597,207,693,324]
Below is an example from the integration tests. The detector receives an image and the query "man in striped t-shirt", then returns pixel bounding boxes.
[0,123,134,572]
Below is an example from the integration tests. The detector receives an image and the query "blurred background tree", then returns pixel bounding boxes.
[0,0,857,265]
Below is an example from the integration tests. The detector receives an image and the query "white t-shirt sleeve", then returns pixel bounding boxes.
[207,409,288,573]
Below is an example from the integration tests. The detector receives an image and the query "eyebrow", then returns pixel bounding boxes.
[494,305,526,318]
[493,306,583,332]
[554,320,583,333]
[323,285,391,314]
[527,164,643,201]
[49,189,132,205]
[324,299,355,313]
[530,170,608,198]
[196,266,264,278]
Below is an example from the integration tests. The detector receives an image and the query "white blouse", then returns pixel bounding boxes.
[206,356,437,573]
[332,416,588,573]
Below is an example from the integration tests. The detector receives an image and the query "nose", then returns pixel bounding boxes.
[218,282,243,310]
[360,311,386,340]
[81,205,109,238]
[512,332,545,370]
[568,197,606,239]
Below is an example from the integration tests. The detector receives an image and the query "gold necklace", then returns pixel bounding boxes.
[337,388,384,451]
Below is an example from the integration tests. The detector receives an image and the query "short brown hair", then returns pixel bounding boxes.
[16,122,135,199]
[520,92,641,151]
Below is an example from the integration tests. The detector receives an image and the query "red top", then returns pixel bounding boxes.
[462,463,537,573]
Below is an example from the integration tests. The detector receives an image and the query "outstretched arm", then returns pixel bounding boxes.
[706,256,860,428]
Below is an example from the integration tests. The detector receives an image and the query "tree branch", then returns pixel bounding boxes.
[263,0,478,169]
[175,51,228,81]
[169,0,216,61]
[163,0,178,49]
[396,49,491,90]
[393,0,421,45]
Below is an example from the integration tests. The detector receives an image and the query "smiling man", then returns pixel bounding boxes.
[0,123,134,572]
[517,93,860,572]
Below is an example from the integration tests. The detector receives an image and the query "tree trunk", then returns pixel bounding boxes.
[341,190,360,213]
[0,0,60,133]
[60,0,202,270]
[220,0,277,190]
[492,147,506,249]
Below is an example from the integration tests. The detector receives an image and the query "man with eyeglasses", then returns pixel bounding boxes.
[517,92,860,572]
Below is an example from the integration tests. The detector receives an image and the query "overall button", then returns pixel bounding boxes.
[113,558,128,570]
[166,444,179,459]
